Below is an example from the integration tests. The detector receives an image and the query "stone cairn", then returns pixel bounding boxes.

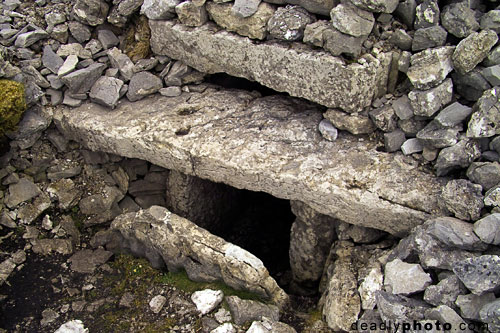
[1,0,500,331]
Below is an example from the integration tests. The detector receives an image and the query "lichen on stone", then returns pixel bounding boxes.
[0,79,27,137]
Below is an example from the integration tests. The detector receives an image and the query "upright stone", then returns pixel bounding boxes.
[407,46,454,90]
[452,30,498,75]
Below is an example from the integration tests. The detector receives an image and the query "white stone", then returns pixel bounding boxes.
[384,259,432,295]
[214,308,232,323]
[191,289,224,315]
[54,320,88,333]
[358,264,384,310]
[58,55,78,77]
[149,295,167,314]
[210,323,236,333]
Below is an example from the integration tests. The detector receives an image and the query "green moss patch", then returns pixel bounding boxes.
[0,80,26,137]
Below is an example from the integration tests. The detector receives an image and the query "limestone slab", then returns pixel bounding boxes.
[149,20,391,113]
[54,89,451,235]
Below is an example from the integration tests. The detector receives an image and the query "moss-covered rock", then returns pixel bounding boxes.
[0,80,26,137]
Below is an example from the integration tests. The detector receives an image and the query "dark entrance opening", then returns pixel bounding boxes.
[205,73,284,97]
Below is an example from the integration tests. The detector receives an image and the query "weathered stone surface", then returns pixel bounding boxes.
[324,109,375,135]
[467,162,500,191]
[358,262,384,310]
[31,238,74,255]
[417,121,460,150]
[14,30,48,48]
[440,2,479,38]
[484,184,500,207]
[89,76,124,109]
[226,296,279,324]
[322,242,361,331]
[54,320,88,333]
[407,46,454,90]
[107,47,134,82]
[408,78,453,117]
[376,291,430,324]
[289,201,336,287]
[232,0,261,18]
[303,20,329,47]
[424,275,465,308]
[267,5,314,41]
[58,55,79,77]
[389,29,412,51]
[456,293,496,320]
[330,4,374,38]
[175,1,207,27]
[394,0,415,28]
[426,217,486,251]
[453,255,500,295]
[149,295,166,314]
[60,63,106,94]
[435,102,472,128]
[322,27,364,58]
[439,179,483,221]
[482,65,500,86]
[480,10,500,34]
[414,0,439,29]
[401,138,423,155]
[384,259,431,295]
[42,45,63,75]
[191,289,224,315]
[473,214,500,245]
[246,318,296,333]
[54,90,452,235]
[479,299,500,332]
[350,0,398,13]
[369,105,398,132]
[17,193,51,225]
[467,86,500,138]
[452,30,498,75]
[73,0,109,26]
[412,26,447,52]
[68,21,92,43]
[425,305,470,333]
[206,2,275,40]
[435,139,481,176]
[68,249,113,273]
[452,68,491,102]
[285,0,335,16]
[318,119,337,141]
[107,206,288,306]
[149,21,391,112]
[384,130,405,152]
[97,29,119,50]
[140,0,180,19]
[5,178,41,208]
[126,72,162,102]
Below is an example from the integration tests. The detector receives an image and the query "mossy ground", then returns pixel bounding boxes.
[0,80,26,137]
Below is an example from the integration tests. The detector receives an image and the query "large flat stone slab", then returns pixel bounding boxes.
[54,88,449,236]
[149,21,391,113]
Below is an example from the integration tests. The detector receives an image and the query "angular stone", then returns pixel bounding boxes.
[22,66,50,89]
[284,0,335,16]
[480,10,500,34]
[439,179,483,221]
[60,63,106,94]
[482,65,500,86]
[54,320,88,333]
[435,102,472,128]
[141,0,181,19]
[58,55,79,77]
[97,29,119,50]
[451,68,491,102]
[485,184,500,207]
[232,0,261,18]
[424,275,465,308]
[330,4,374,38]
[414,0,440,30]
[409,78,453,117]
[454,255,500,295]
[159,86,182,97]
[31,238,74,255]
[212,323,236,333]
[149,295,167,313]
[417,121,460,150]
[425,305,470,333]
[150,21,392,112]
[324,109,375,135]
[426,217,486,251]
[68,21,91,43]
[441,2,479,38]
[89,76,124,109]
[191,289,224,315]
[318,119,337,141]
[246,319,295,333]
[452,30,498,75]
[17,193,51,224]
[401,138,423,155]
[73,0,109,26]
[384,259,432,295]
[107,47,134,82]
[175,1,208,27]
[226,296,279,325]
[206,2,275,40]
[51,24,69,44]
[350,0,398,13]
[407,46,454,90]
[369,105,398,132]
[484,45,500,67]
[42,45,63,74]
[5,178,41,208]
[358,263,384,310]
[456,293,496,321]
[389,29,412,51]
[479,299,500,332]
[467,86,500,138]
[54,91,453,235]
[394,0,416,28]
[46,179,80,210]
[14,30,48,48]
[267,5,314,41]
[376,291,429,324]
[412,26,447,52]
[68,249,113,273]
[303,20,329,47]
[473,214,500,245]
[107,206,288,306]
[322,27,365,58]
[467,162,500,191]
[126,72,162,102]
[384,130,405,152]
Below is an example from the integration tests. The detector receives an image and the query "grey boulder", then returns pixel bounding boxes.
[384,259,432,295]
[438,179,483,221]
[407,46,454,90]
[435,139,481,177]
[452,30,498,75]
[126,72,162,102]
[453,255,500,295]
[73,0,109,26]
[440,2,479,38]
[140,0,180,20]
[473,214,500,245]
[267,5,314,41]
[466,162,500,191]
[60,63,107,94]
[467,86,500,138]
[89,76,124,109]
[330,4,374,38]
